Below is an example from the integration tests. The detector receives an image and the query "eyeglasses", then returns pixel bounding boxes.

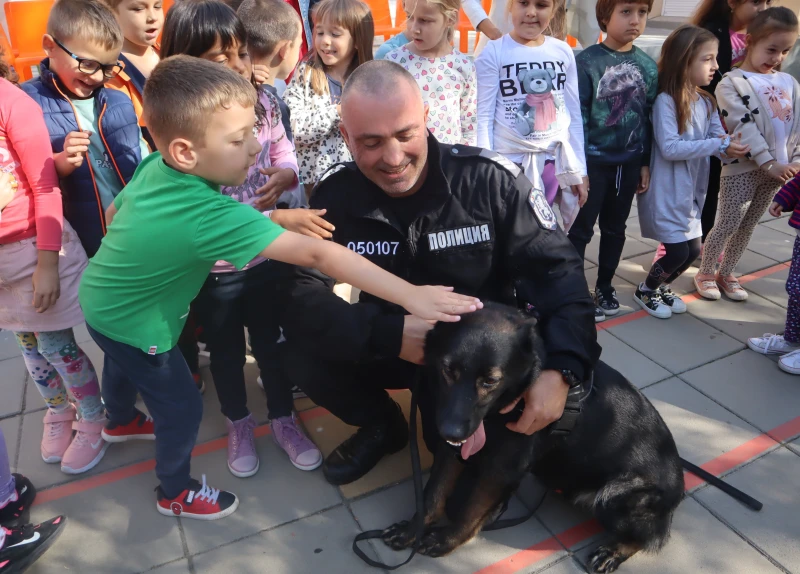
[51,37,123,79]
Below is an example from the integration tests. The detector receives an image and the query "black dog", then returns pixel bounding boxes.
[382,303,684,573]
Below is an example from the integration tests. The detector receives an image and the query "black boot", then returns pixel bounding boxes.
[322,401,409,485]
[0,515,67,574]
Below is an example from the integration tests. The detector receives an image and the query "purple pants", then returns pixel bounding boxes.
[0,427,14,506]
[542,160,558,205]
[785,236,800,343]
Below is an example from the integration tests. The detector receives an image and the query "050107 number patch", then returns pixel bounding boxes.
[346,241,400,256]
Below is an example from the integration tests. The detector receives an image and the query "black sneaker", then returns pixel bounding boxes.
[658,285,687,314]
[595,287,620,316]
[322,401,408,485]
[0,516,67,573]
[633,286,672,319]
[0,475,36,528]
[594,306,606,323]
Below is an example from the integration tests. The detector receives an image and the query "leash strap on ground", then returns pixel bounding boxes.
[680,457,763,511]
[352,374,426,570]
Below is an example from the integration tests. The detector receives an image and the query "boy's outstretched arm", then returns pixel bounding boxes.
[262,231,482,322]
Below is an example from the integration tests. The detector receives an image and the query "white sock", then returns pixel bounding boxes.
[639,282,655,292]
[0,489,18,510]
[0,526,5,549]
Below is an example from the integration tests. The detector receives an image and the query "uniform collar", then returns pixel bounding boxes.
[347,132,452,225]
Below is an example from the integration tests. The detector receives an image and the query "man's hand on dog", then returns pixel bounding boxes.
[399,315,436,364]
[500,370,569,435]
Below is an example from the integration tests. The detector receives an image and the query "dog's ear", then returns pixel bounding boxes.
[518,319,539,356]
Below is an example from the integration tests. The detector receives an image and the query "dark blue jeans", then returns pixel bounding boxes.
[87,324,202,499]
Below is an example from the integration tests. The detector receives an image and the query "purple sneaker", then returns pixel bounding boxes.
[271,414,322,471]
[226,414,259,478]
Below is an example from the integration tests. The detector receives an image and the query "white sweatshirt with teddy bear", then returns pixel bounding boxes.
[475,35,585,175]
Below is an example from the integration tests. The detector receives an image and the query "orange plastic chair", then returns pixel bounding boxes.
[365,0,402,40]
[455,0,490,53]
[5,0,54,81]
[157,0,176,45]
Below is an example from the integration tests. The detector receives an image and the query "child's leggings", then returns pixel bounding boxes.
[0,426,14,507]
[700,169,779,277]
[14,329,104,421]
[644,238,703,290]
[785,236,800,344]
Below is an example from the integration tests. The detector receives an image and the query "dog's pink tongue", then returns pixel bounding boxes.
[460,421,486,460]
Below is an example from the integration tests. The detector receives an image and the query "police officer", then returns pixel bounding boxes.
[274,60,599,486]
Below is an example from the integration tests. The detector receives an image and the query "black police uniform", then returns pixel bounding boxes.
[273,134,600,451]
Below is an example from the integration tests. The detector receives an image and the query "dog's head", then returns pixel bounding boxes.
[424,302,546,445]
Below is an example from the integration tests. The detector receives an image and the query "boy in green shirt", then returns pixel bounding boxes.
[79,55,481,520]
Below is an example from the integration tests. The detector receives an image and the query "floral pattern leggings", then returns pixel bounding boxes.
[15,329,104,421]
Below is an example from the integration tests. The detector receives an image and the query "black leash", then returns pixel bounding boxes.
[680,457,763,511]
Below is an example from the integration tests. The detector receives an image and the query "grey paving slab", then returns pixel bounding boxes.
[596,331,672,389]
[574,497,781,573]
[685,292,787,346]
[72,322,93,345]
[584,235,654,267]
[607,312,743,374]
[695,446,800,572]
[349,478,567,573]
[0,356,26,418]
[27,472,185,574]
[192,506,379,574]
[16,410,157,490]
[145,559,191,574]
[622,217,661,247]
[745,266,790,309]
[0,415,20,471]
[761,216,796,236]
[528,490,601,553]
[746,225,795,263]
[680,350,800,434]
[643,378,762,468]
[531,556,588,574]
[181,440,342,555]
[0,329,19,360]
[790,437,800,455]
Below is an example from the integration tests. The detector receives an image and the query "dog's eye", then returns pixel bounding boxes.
[480,377,500,389]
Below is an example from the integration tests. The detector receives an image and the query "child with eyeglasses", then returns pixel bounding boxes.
[22,0,150,259]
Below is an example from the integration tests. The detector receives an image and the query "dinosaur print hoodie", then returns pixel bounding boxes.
[576,43,657,166]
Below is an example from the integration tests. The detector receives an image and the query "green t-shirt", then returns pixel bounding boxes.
[79,153,285,354]
[71,97,150,210]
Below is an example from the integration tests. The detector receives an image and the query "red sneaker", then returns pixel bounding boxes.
[101,410,155,443]
[156,475,238,520]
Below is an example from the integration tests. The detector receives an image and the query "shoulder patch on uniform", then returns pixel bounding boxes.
[529,187,558,231]
[478,149,522,178]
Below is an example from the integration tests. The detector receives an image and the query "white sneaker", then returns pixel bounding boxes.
[659,286,687,314]
[747,333,800,355]
[634,286,672,319]
[778,349,800,375]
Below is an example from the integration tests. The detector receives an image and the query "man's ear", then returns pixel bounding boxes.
[339,122,350,148]
[42,34,55,56]
[166,138,198,172]
[424,102,430,122]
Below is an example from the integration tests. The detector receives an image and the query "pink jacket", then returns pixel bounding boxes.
[0,78,63,250]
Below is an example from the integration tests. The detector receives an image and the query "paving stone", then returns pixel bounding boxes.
[27,472,185,574]
[192,506,378,574]
[746,225,795,263]
[16,411,157,490]
[680,349,800,434]
[0,356,27,418]
[694,446,800,572]
[573,497,781,573]
[596,331,671,389]
[147,559,192,573]
[761,217,796,237]
[0,329,19,360]
[744,266,790,309]
[622,217,660,248]
[643,378,761,468]
[608,312,743,373]
[530,557,589,574]
[584,235,654,267]
[180,440,342,554]
[685,292,787,345]
[349,478,566,573]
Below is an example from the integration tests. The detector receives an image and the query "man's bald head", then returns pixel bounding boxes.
[341,60,422,110]
[338,60,430,197]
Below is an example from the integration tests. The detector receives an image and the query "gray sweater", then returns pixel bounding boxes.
[638,93,725,243]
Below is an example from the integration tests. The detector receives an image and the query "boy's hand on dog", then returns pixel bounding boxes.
[399,315,436,364]
[404,288,482,323]
[500,369,569,435]
[270,208,334,239]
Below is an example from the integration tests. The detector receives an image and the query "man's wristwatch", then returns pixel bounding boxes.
[560,369,581,389]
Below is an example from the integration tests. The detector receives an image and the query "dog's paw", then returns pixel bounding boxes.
[418,529,458,557]
[588,545,626,573]
[381,521,417,551]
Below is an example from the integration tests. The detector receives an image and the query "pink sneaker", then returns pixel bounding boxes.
[226,414,259,478]
[60,420,109,474]
[271,414,322,471]
[41,406,76,463]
